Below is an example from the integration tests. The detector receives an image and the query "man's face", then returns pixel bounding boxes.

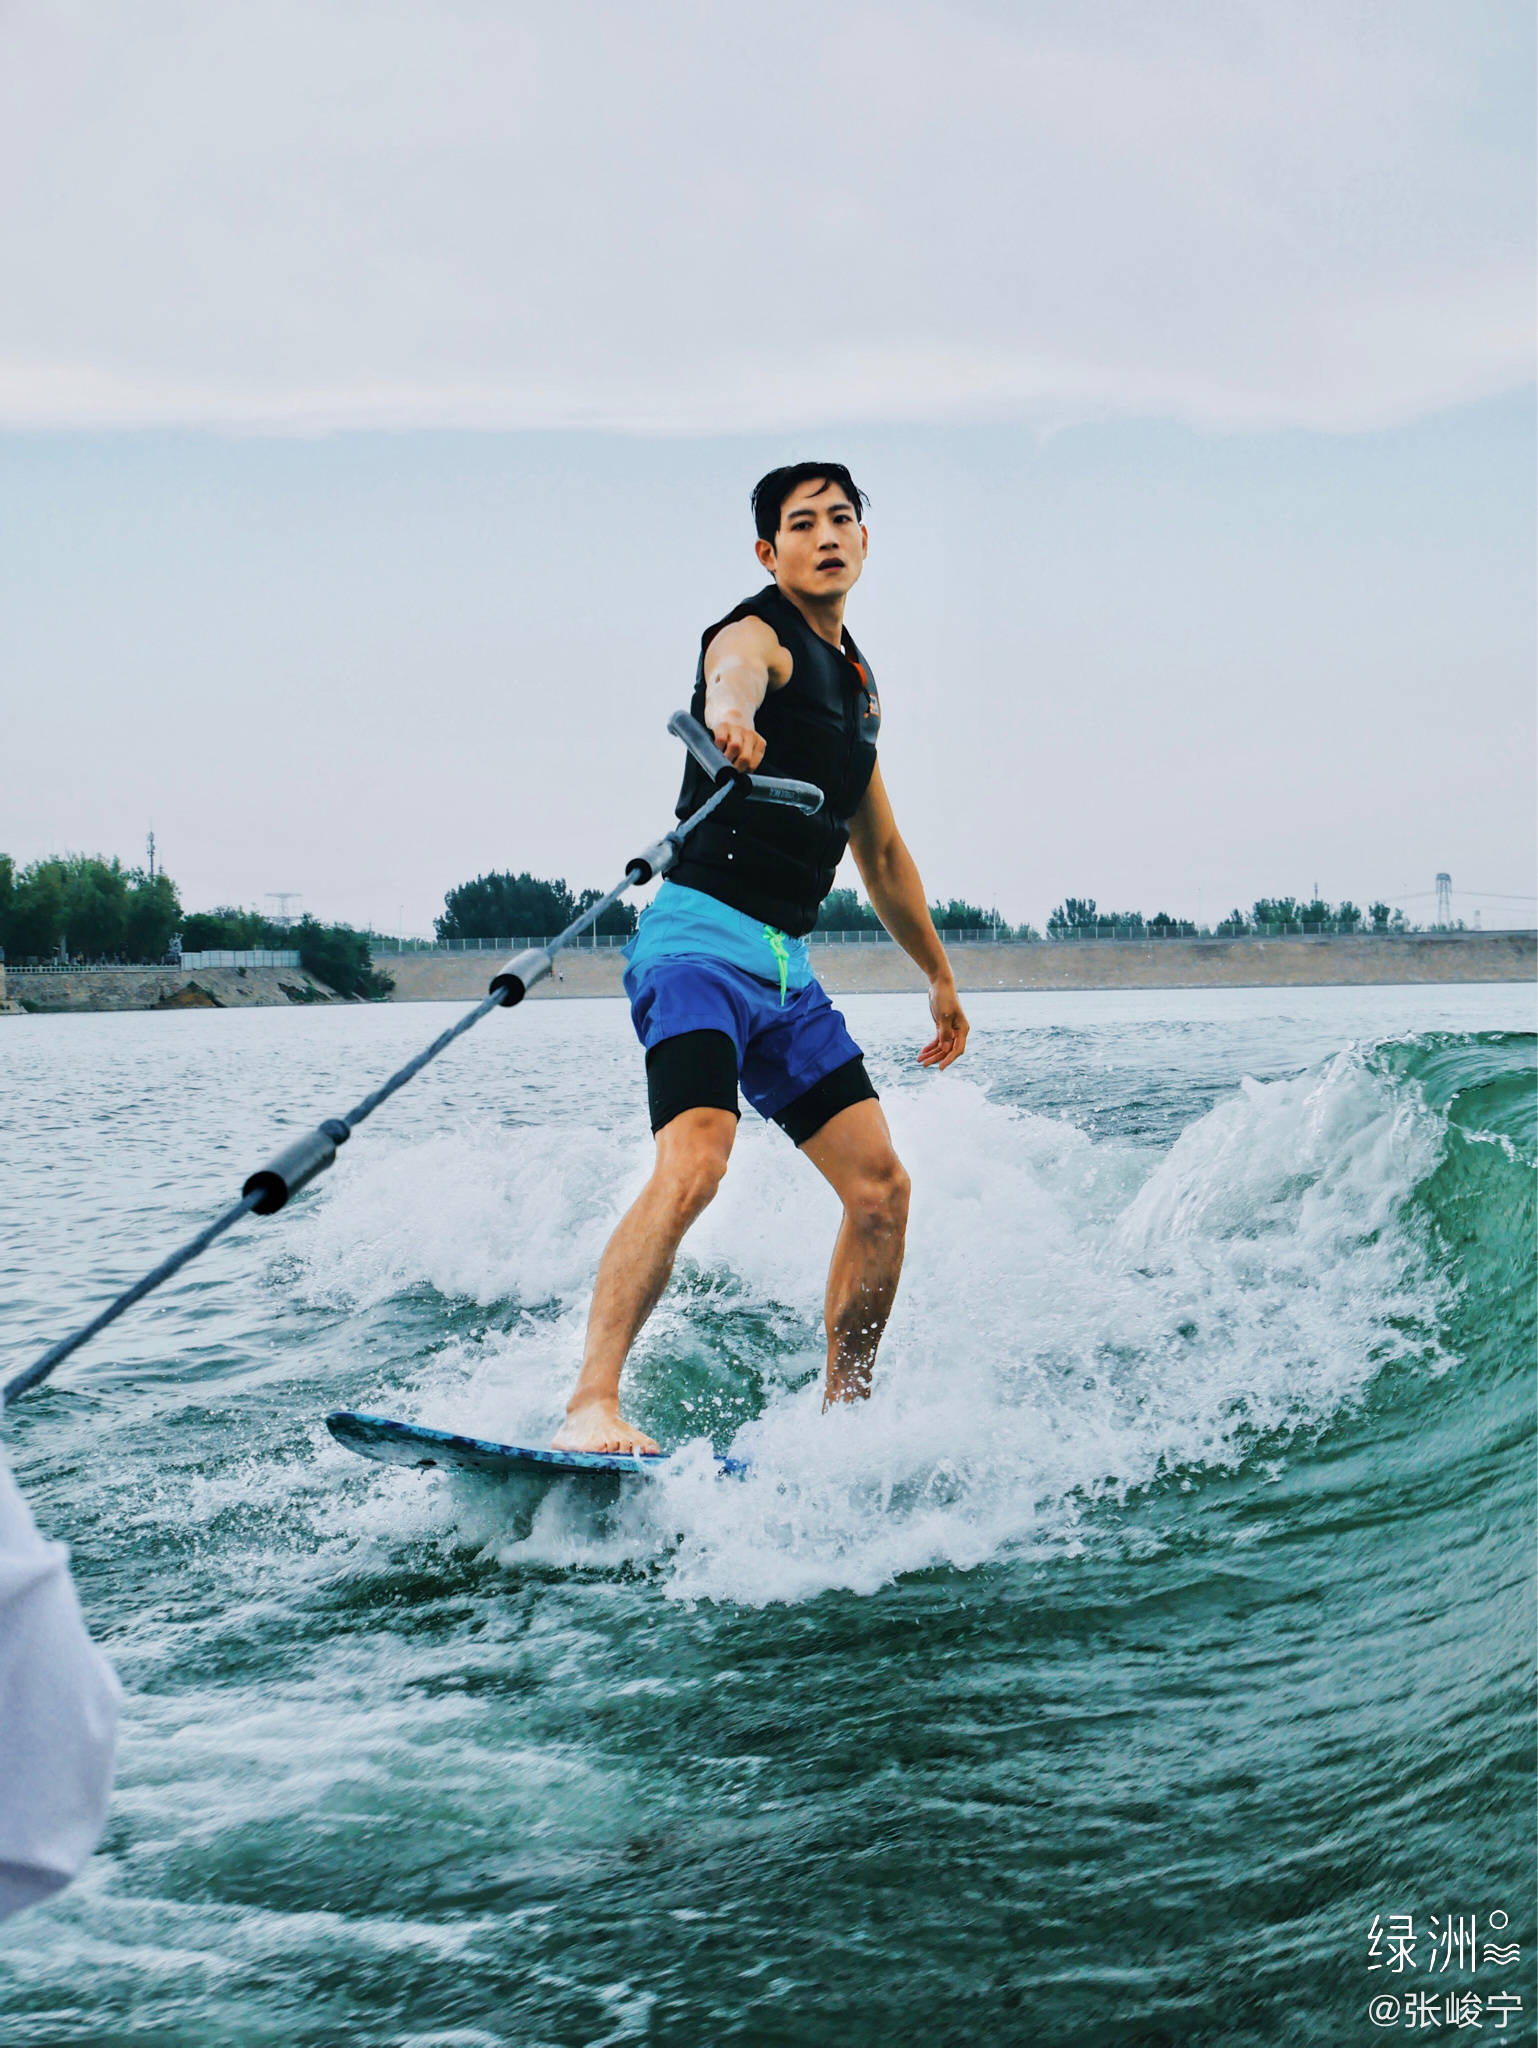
[756,478,868,603]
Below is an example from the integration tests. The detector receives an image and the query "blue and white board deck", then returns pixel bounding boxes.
[326,1410,747,1499]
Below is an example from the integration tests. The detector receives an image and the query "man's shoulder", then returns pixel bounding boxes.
[699,584,785,651]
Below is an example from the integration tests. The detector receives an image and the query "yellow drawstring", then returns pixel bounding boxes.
[764,925,790,1006]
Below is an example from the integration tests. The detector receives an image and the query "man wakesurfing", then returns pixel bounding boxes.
[555,463,969,1454]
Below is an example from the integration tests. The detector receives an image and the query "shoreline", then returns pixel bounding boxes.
[0,961,341,1015]
[5,932,1531,1013]
[373,930,1536,1002]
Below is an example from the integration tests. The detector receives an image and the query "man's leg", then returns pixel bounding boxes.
[554,1107,737,1453]
[797,1097,911,1406]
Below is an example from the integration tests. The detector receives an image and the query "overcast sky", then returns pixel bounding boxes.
[2,1,1533,935]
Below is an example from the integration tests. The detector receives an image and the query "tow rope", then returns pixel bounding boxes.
[2,714,821,1411]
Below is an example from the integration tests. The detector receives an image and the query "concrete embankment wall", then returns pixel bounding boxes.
[376,931,1536,1003]
[5,933,1528,1014]
[2,964,340,1014]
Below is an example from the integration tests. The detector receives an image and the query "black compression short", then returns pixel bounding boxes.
[644,1030,739,1132]
[645,1032,878,1146]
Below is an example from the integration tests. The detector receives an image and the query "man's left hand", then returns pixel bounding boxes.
[917,974,969,1070]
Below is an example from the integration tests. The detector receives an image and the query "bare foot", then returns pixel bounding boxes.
[553,1400,661,1456]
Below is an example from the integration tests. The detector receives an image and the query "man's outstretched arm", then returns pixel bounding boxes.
[700,617,791,771]
[847,762,969,1071]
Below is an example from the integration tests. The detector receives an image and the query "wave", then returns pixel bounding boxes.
[298,1031,1535,1606]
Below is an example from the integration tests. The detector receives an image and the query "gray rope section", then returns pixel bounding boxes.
[2,1191,265,1407]
[3,771,746,1413]
[339,989,505,1134]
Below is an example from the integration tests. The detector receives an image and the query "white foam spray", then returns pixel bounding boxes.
[294,1049,1449,1605]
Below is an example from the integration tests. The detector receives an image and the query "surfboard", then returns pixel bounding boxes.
[325,1410,747,1495]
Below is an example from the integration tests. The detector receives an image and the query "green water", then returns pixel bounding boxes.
[1,987,1533,2045]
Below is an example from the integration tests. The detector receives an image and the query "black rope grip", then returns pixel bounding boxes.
[487,948,553,1006]
[242,1118,352,1216]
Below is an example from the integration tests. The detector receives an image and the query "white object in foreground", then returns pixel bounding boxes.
[0,1452,119,1920]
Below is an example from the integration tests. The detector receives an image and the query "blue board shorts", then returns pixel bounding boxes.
[623,957,877,1145]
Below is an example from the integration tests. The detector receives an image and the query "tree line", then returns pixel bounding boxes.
[182,907,394,997]
[436,872,639,941]
[1,854,181,963]
[436,874,1420,943]
[1216,897,1405,935]
[435,874,1041,941]
[0,853,392,999]
[815,888,1040,939]
[1046,895,1408,937]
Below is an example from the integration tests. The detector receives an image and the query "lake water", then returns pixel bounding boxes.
[1,984,1533,2046]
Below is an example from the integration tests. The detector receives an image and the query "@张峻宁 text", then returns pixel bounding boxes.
[1365,1910,1524,2032]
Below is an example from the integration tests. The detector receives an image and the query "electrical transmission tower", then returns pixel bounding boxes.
[1435,873,1452,926]
[266,893,302,929]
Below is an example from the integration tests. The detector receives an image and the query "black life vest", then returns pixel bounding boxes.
[669,584,881,937]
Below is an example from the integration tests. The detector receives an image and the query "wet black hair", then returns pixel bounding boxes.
[750,463,867,545]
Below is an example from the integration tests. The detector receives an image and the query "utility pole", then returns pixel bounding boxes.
[146,829,156,884]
